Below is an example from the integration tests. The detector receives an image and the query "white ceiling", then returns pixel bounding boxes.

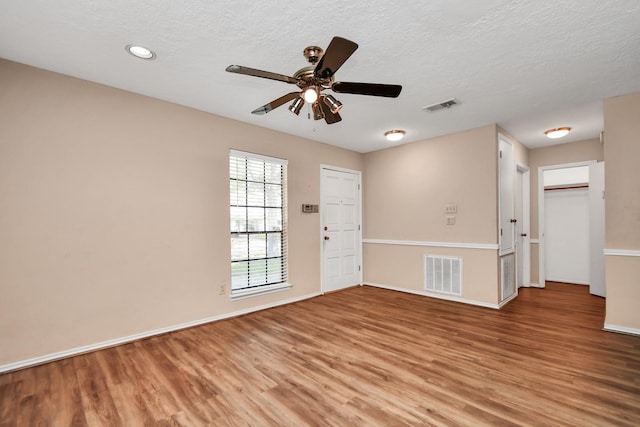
[1,1,639,153]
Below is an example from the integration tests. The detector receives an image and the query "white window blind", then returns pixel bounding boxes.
[229,150,288,294]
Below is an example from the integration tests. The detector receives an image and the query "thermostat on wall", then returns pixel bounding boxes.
[302,204,319,213]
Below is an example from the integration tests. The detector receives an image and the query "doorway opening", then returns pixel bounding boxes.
[538,161,605,297]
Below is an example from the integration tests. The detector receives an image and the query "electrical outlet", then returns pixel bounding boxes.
[219,283,226,295]
[446,215,456,225]
[445,204,458,214]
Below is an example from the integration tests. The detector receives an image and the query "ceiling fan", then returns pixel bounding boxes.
[225,36,402,125]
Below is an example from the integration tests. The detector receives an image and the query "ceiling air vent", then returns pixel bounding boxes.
[422,98,458,112]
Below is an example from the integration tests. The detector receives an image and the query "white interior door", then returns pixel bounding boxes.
[499,135,515,255]
[544,187,590,284]
[321,167,361,293]
[589,162,606,297]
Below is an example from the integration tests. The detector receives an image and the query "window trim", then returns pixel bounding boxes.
[229,282,292,300]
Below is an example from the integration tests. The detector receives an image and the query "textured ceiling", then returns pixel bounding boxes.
[1,0,639,152]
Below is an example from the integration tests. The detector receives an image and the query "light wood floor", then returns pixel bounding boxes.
[1,282,640,426]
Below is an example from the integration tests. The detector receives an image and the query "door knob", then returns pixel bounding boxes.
[521,233,527,237]
[324,236,330,240]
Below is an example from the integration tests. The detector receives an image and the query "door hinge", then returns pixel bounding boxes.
[358,184,361,190]
[358,225,361,231]
[358,265,361,272]
[499,150,503,158]
[501,228,503,236]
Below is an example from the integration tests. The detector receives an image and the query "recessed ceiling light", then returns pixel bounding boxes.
[544,127,571,139]
[125,45,156,60]
[385,130,405,142]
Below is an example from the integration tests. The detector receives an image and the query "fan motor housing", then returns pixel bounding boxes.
[303,46,323,64]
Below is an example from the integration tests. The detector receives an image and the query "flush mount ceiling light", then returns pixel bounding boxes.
[125,44,156,60]
[544,127,572,139]
[384,130,405,142]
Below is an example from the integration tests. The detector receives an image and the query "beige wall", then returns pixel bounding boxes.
[605,257,640,329]
[364,245,500,305]
[362,125,500,304]
[0,59,363,366]
[527,138,604,284]
[603,92,640,330]
[3,57,637,366]
[364,125,498,243]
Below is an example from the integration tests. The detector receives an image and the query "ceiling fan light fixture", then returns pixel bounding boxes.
[288,97,305,115]
[125,44,156,60]
[226,36,402,125]
[544,127,572,139]
[323,94,343,114]
[384,130,405,142]
[312,103,324,120]
[303,87,319,104]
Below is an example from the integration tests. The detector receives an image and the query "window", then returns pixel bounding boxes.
[229,150,288,298]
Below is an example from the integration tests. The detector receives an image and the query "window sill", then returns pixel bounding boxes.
[230,283,292,301]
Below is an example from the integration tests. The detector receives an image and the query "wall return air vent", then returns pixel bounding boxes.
[424,255,462,296]
[422,98,458,112]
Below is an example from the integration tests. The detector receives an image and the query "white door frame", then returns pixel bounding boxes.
[320,165,363,294]
[589,162,606,297]
[538,161,596,288]
[516,163,531,287]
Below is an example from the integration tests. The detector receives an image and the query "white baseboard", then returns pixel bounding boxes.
[546,280,589,286]
[364,282,501,309]
[0,291,321,374]
[498,292,518,308]
[603,323,640,336]
[519,283,544,288]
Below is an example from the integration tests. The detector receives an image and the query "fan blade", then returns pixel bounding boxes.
[251,92,300,115]
[314,37,358,79]
[319,97,342,124]
[332,82,402,98]
[226,65,298,84]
